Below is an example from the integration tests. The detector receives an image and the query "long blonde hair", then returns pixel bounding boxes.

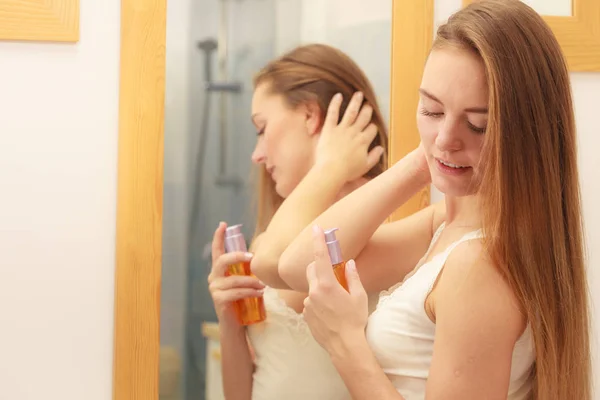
[434,1,591,398]
[251,44,389,237]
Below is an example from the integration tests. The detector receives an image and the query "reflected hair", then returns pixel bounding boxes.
[251,43,389,238]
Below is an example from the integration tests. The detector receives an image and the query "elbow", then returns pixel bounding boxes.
[277,250,293,285]
[278,248,308,292]
[250,249,281,288]
[249,249,278,282]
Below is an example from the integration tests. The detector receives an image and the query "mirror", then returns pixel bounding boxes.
[160,1,392,399]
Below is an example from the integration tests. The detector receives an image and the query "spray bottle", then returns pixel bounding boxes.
[224,224,266,325]
[324,228,349,291]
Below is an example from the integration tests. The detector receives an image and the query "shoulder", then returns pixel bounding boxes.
[434,239,525,342]
[425,239,528,398]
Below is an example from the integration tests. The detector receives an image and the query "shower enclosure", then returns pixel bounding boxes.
[161,0,276,399]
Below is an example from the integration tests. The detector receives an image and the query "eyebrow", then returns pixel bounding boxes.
[419,88,488,114]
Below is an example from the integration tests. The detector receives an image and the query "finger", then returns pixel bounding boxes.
[312,225,336,283]
[213,251,254,277]
[361,122,379,145]
[353,103,373,132]
[366,146,385,170]
[341,91,364,127]
[211,222,227,263]
[212,288,264,304]
[323,93,343,129]
[306,261,318,290]
[210,275,265,292]
[345,259,365,296]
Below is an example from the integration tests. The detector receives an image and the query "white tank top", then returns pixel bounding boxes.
[366,223,536,400]
[247,287,353,400]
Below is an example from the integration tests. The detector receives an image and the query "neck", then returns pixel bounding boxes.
[444,194,482,229]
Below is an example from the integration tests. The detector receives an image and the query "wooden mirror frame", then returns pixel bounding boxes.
[0,0,79,42]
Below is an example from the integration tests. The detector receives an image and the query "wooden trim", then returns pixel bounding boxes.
[112,0,167,399]
[463,0,600,71]
[0,0,79,42]
[388,0,433,222]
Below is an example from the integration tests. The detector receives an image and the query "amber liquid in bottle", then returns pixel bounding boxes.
[324,227,349,292]
[332,261,349,292]
[225,261,266,325]
[224,224,266,326]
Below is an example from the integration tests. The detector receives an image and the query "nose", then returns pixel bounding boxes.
[251,140,266,165]
[435,117,463,152]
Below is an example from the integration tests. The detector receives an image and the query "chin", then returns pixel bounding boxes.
[274,181,292,199]
[431,176,477,198]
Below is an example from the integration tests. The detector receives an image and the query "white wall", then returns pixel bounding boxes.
[0,0,120,399]
[434,1,599,397]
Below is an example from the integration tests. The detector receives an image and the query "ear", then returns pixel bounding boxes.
[303,101,323,136]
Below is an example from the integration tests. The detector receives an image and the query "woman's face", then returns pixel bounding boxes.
[251,82,320,198]
[417,47,488,198]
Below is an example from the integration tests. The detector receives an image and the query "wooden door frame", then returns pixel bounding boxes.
[111,1,432,398]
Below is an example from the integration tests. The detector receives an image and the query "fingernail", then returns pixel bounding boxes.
[334,93,342,101]
[356,91,363,100]
[245,252,254,260]
[347,259,356,272]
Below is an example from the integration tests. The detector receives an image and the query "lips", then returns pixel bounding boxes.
[437,158,468,169]
[435,158,471,176]
[266,166,275,179]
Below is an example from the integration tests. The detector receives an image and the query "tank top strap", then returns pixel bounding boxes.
[422,222,446,261]
[443,229,483,257]
[426,229,484,285]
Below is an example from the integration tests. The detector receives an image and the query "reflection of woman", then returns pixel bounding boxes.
[208,44,388,399]
[281,1,592,399]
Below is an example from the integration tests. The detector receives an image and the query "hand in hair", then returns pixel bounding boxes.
[315,91,385,183]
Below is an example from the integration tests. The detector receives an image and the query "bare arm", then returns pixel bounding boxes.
[279,149,435,293]
[219,325,254,400]
[208,223,264,399]
[251,92,384,288]
[325,241,525,400]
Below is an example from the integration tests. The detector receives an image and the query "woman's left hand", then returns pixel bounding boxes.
[303,225,369,356]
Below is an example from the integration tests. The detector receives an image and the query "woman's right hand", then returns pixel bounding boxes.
[314,91,385,183]
[208,222,265,327]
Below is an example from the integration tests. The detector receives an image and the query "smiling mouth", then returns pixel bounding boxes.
[436,158,469,169]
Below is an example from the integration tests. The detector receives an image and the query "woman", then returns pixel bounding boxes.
[280,1,591,399]
[208,43,388,399]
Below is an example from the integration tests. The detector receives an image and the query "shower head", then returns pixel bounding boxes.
[197,38,218,83]
[197,38,218,52]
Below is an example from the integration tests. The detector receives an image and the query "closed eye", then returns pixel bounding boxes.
[420,108,443,118]
[467,122,486,134]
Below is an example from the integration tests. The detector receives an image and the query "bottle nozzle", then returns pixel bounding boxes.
[324,227,339,243]
[224,223,247,253]
[323,227,343,265]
